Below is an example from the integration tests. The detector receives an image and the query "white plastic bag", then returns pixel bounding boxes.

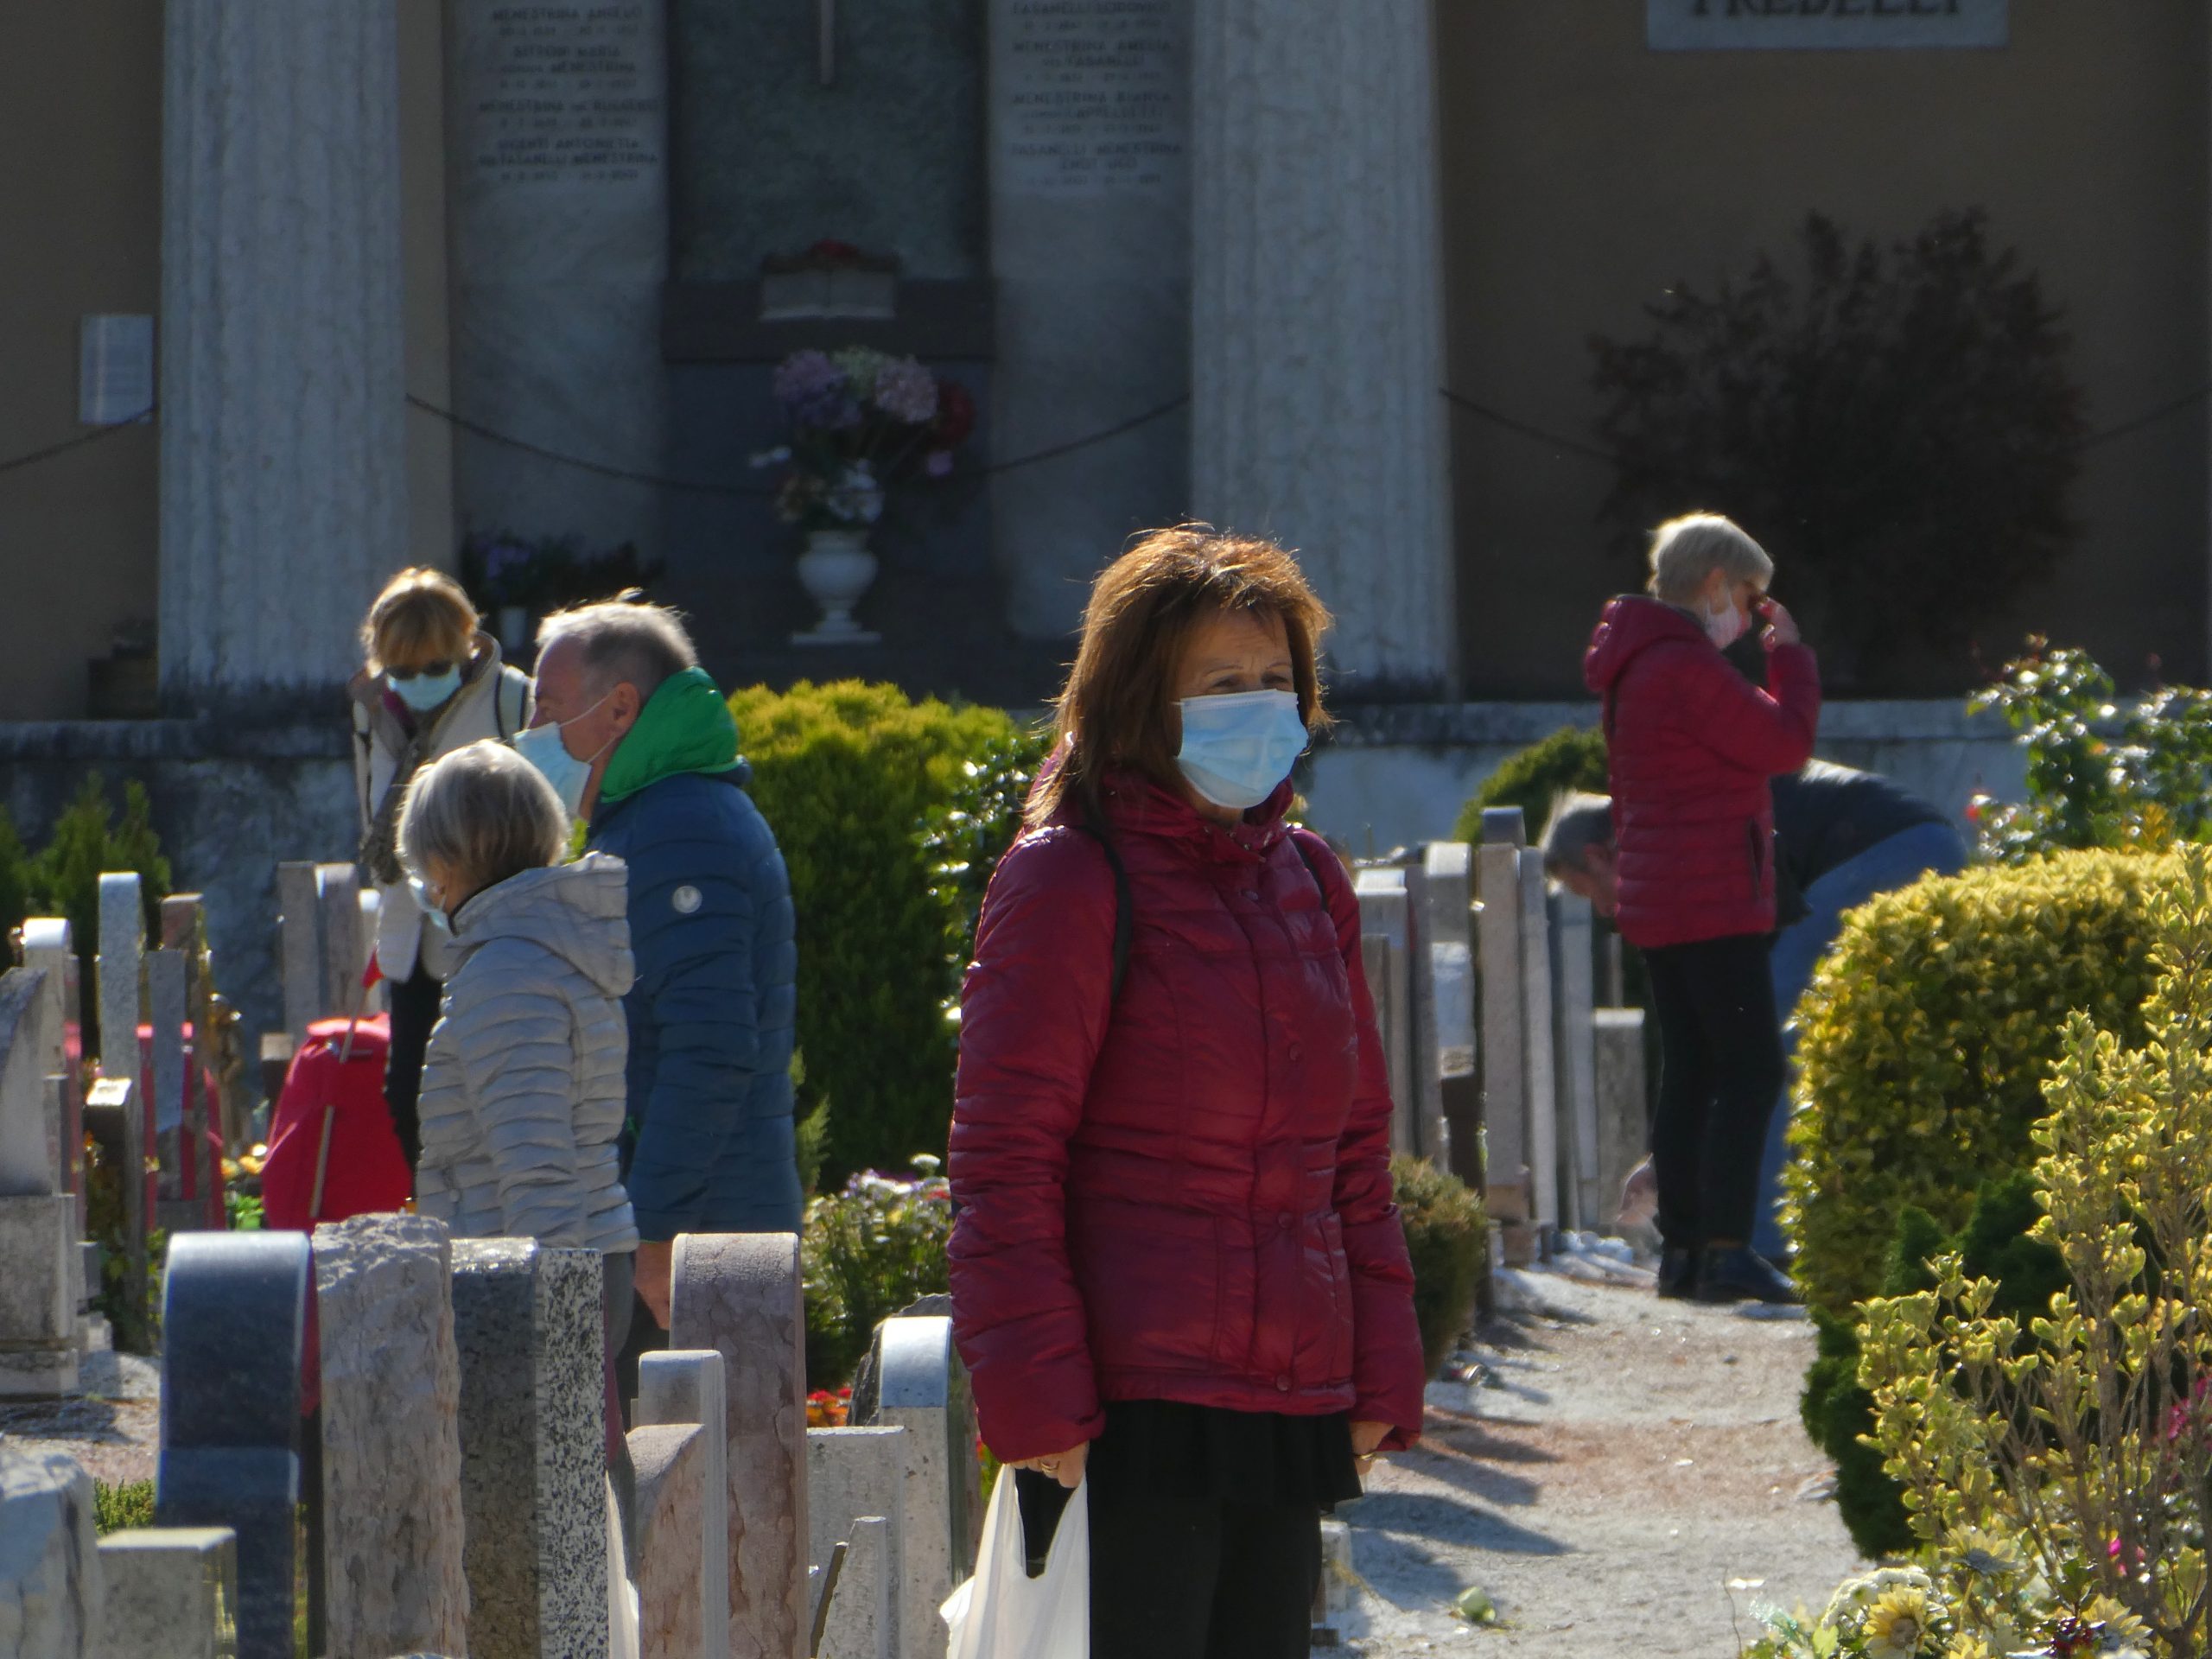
[943,1471,1090,1659]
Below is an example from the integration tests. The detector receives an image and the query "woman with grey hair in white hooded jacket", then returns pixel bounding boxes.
[397,740,641,1510]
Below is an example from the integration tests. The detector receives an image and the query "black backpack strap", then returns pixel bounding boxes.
[1075,810,1133,1003]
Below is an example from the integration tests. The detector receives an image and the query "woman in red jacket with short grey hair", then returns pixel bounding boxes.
[948,526,1426,1659]
[1583,512,1821,1305]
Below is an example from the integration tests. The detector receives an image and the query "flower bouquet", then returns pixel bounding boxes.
[753,347,976,534]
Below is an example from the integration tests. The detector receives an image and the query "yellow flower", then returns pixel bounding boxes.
[2082,1597,2150,1649]
[1863,1587,1935,1658]
[1940,1637,1993,1659]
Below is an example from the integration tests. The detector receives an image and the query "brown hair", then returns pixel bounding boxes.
[361,567,479,673]
[1030,525,1332,829]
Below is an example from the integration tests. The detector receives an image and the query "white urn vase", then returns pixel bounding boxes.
[792,528,882,645]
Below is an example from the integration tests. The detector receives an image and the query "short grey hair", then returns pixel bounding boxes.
[1540,791,1616,876]
[537,599,697,701]
[398,740,569,896]
[1646,513,1774,605]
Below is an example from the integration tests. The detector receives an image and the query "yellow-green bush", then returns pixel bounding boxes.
[728,682,1025,1183]
[1393,1155,1488,1376]
[1784,849,2170,1318]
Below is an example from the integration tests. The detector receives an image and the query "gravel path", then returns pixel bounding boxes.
[1337,1265,1864,1659]
[0,1351,162,1488]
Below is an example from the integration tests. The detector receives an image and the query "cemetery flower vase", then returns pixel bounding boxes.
[793,529,881,645]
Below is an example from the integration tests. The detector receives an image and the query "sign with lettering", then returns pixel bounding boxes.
[462,2,664,188]
[1649,0,2007,51]
[996,0,1188,198]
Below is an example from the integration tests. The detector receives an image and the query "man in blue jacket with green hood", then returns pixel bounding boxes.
[523,599,802,1348]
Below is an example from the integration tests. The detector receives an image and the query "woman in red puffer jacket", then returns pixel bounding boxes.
[948,526,1426,1659]
[1583,512,1820,1306]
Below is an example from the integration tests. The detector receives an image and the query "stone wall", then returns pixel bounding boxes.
[0,718,356,1053]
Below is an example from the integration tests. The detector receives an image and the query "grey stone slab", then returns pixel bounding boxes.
[83,1078,146,1326]
[871,1314,981,1657]
[0,1196,79,1344]
[96,1526,238,1659]
[450,1237,607,1659]
[97,873,144,1083]
[1355,871,1415,1160]
[1476,842,1529,1208]
[275,863,323,1042]
[815,1515,890,1659]
[148,950,187,1141]
[637,1349,729,1659]
[1594,1009,1652,1238]
[156,1231,309,1659]
[1420,843,1475,1171]
[315,865,363,1020]
[629,1423,707,1659]
[1518,851,1560,1233]
[804,1427,904,1656]
[314,1215,468,1659]
[21,922,81,1212]
[1551,892,1600,1230]
[449,0,671,560]
[0,969,60,1198]
[671,1233,808,1659]
[0,1444,103,1656]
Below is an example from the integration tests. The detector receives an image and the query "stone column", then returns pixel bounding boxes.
[629,1423,709,1659]
[1419,844,1473,1172]
[1353,871,1415,1160]
[158,0,408,705]
[1188,0,1455,692]
[1477,813,1534,1262]
[314,1215,468,1659]
[1594,1008,1651,1245]
[1551,892,1600,1230]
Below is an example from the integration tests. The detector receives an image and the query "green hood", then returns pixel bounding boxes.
[597,667,743,806]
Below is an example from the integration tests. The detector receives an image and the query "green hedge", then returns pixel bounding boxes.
[1784,849,2167,1318]
[1394,1155,1488,1376]
[728,682,1025,1184]
[1452,726,1608,848]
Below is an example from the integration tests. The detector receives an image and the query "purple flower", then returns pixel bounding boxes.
[873,357,940,424]
[772,350,860,429]
[924,449,954,479]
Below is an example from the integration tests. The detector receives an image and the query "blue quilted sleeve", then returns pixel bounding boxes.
[620,817,762,1240]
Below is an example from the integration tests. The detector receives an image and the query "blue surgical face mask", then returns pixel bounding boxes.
[391,666,461,713]
[511,693,613,818]
[1176,690,1308,812]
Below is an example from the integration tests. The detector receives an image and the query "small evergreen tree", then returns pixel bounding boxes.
[1592,210,2085,689]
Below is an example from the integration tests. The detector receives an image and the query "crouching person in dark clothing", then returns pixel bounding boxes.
[1547,760,1965,1261]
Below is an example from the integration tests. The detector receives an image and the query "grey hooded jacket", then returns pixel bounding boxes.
[416,854,641,1254]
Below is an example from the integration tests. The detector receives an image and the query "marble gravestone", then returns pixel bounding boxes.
[275,862,324,1042]
[0,969,80,1400]
[97,1527,239,1659]
[627,1422,708,1659]
[637,1349,730,1659]
[1516,849,1560,1233]
[804,1426,905,1658]
[447,0,670,558]
[1419,842,1473,1174]
[1551,891,1601,1231]
[671,1233,809,1659]
[156,1232,310,1659]
[313,1214,468,1659]
[1353,871,1416,1160]
[449,1237,607,1659]
[0,1444,104,1652]
[1477,811,1533,1249]
[871,1314,982,1657]
[988,0,1192,641]
[19,919,83,1219]
[816,1515,892,1659]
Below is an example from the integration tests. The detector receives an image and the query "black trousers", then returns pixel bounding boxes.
[383,962,443,1171]
[1084,1478,1320,1659]
[1643,932,1786,1249]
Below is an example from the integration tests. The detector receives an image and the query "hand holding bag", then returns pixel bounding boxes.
[943,1467,1090,1659]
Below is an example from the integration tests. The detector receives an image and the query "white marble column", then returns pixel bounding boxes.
[159,0,409,703]
[1189,0,1456,693]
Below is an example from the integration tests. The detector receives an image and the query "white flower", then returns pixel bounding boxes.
[748,445,793,468]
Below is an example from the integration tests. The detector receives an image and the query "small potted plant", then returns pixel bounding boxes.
[753,347,974,644]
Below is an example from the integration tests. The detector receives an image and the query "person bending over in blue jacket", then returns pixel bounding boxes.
[519,597,801,1372]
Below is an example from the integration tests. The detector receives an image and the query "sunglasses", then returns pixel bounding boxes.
[388,659,459,682]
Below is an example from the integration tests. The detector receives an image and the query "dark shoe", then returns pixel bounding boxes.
[1694,1245,1799,1306]
[1656,1246,1700,1300]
